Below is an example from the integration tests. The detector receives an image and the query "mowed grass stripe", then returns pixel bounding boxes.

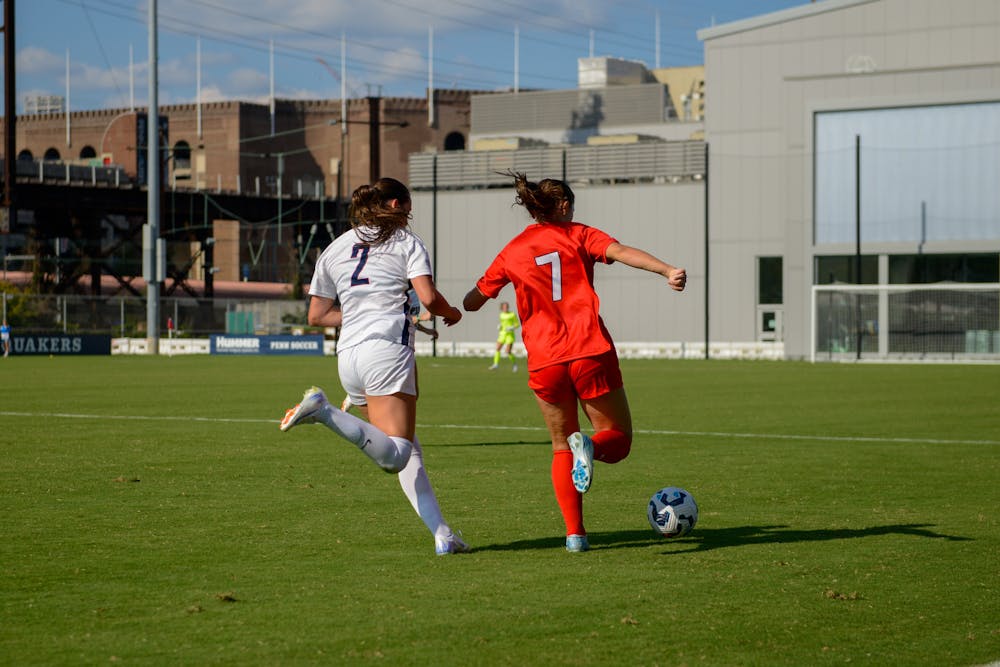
[2,356,998,665]
[4,409,999,446]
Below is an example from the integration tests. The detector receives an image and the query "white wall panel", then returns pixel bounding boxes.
[411,183,706,347]
[702,0,1000,358]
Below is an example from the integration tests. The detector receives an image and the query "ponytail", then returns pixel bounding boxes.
[504,170,575,222]
[349,177,412,245]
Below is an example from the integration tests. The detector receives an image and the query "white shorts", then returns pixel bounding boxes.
[337,338,416,407]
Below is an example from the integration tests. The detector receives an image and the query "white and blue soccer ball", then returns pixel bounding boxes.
[647,486,698,537]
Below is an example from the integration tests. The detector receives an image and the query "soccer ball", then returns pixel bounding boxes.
[647,486,698,537]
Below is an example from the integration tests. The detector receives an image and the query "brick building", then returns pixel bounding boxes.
[7,90,473,199]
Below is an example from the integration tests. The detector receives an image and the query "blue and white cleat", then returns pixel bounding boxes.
[565,534,589,553]
[280,386,328,431]
[435,532,471,556]
[567,432,594,493]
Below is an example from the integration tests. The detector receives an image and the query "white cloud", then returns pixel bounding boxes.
[18,47,64,75]
[158,0,590,42]
[18,0,673,110]
[158,58,197,89]
[196,84,229,104]
[377,47,426,84]
[227,67,270,96]
[74,62,130,93]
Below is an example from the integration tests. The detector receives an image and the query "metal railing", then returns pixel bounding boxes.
[409,140,706,190]
[1,292,307,338]
[11,158,330,200]
[16,157,127,187]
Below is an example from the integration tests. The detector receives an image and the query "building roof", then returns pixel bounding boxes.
[697,0,878,42]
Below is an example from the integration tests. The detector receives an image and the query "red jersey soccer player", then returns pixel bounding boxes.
[463,171,686,553]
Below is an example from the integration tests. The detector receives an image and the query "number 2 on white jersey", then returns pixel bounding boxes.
[350,244,371,286]
[535,251,562,302]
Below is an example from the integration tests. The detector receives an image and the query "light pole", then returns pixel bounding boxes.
[328,114,408,192]
[2,0,16,234]
[145,0,160,355]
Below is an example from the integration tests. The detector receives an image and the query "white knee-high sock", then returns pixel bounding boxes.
[315,404,411,473]
[397,437,450,539]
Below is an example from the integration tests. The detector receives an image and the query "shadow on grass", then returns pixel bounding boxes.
[435,439,552,447]
[474,523,971,553]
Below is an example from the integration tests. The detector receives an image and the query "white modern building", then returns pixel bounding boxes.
[407,0,1000,360]
[699,0,1000,359]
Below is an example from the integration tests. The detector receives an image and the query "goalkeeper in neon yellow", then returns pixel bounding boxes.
[490,301,521,372]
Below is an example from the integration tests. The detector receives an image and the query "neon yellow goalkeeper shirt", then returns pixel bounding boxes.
[497,311,520,344]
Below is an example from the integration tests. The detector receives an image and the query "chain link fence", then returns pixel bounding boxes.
[1,292,308,337]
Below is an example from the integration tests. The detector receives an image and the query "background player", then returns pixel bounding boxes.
[489,301,520,372]
[1,319,10,358]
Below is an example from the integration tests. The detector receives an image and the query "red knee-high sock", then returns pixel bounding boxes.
[551,450,585,536]
[592,429,632,464]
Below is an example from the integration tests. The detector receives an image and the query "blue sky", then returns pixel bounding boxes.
[14,0,805,112]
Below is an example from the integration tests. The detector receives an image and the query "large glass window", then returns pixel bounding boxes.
[814,255,878,285]
[889,253,999,284]
[758,257,783,304]
[815,102,1000,245]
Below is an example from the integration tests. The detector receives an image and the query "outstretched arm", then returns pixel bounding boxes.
[463,286,490,312]
[606,242,687,292]
[411,274,462,326]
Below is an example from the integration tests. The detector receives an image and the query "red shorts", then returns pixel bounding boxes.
[528,349,623,404]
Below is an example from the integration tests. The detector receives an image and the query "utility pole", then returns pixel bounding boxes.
[146,0,161,354]
[855,134,862,361]
[2,0,16,234]
[367,96,381,182]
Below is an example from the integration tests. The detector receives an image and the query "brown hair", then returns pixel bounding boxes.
[506,170,575,222]
[349,177,412,245]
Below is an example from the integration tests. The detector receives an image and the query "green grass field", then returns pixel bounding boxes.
[2,356,998,665]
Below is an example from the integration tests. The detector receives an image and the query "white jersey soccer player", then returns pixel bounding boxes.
[310,227,430,353]
[280,177,468,556]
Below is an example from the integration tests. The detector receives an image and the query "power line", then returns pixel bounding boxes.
[58,0,575,92]
[172,0,586,82]
[78,0,127,101]
[56,0,516,90]
[374,0,698,60]
[41,0,708,108]
[436,0,700,57]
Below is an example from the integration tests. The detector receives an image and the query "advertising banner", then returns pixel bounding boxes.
[10,335,112,355]
[210,334,325,356]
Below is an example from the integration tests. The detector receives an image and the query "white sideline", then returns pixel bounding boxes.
[1,411,997,446]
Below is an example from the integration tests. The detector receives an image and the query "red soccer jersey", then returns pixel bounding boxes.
[476,221,617,371]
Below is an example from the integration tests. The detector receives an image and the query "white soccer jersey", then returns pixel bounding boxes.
[310,226,432,351]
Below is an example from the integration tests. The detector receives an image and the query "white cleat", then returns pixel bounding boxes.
[435,532,471,556]
[567,432,594,493]
[280,386,328,432]
[340,394,352,412]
